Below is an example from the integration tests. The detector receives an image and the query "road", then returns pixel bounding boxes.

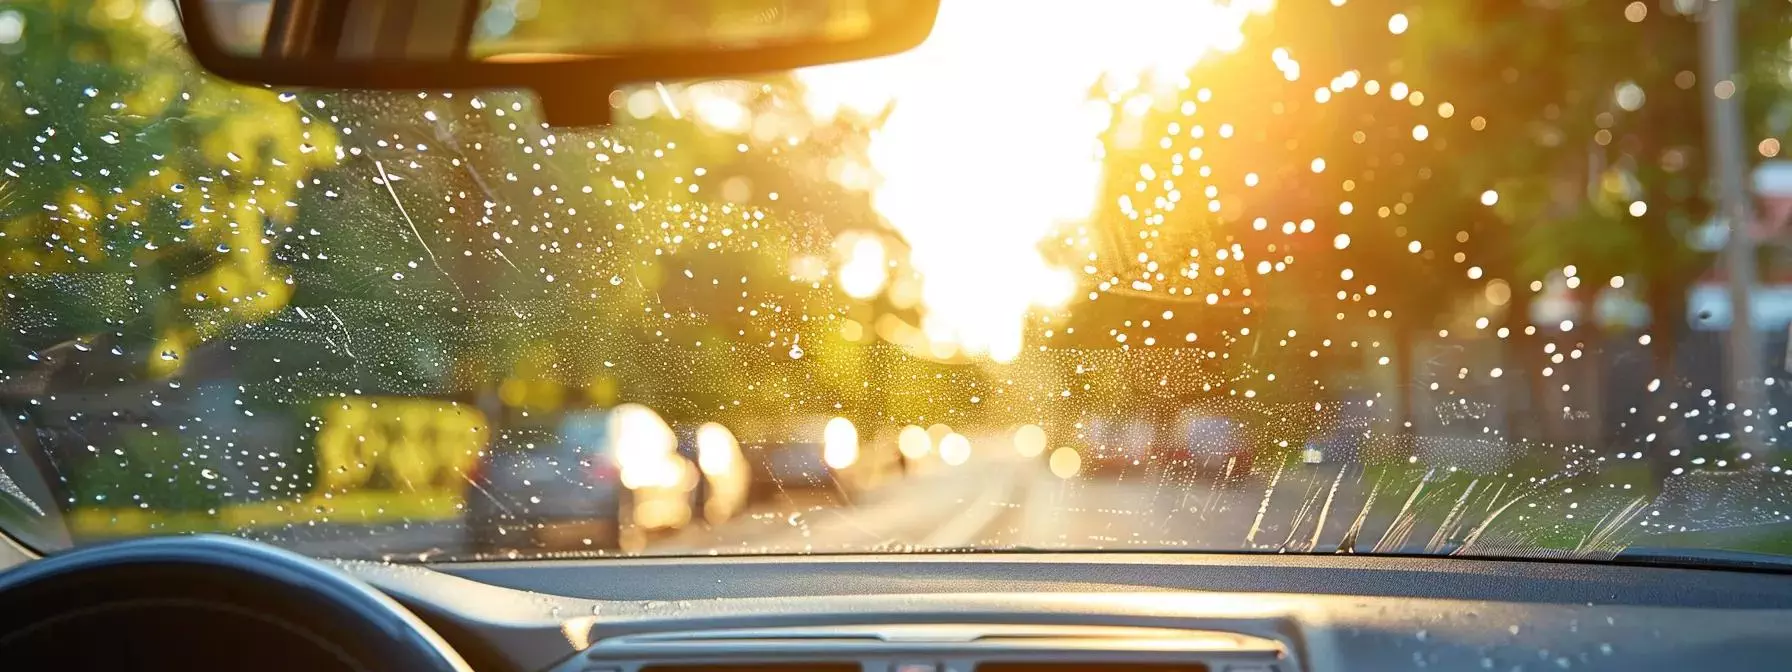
[264,441,1621,562]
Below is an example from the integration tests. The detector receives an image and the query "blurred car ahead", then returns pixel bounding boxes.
[680,422,753,525]
[1302,406,1373,466]
[1080,417,1156,473]
[737,416,903,501]
[465,403,697,552]
[1174,410,1255,481]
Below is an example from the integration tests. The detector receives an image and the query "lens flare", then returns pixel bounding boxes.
[797,0,1266,361]
[837,234,889,299]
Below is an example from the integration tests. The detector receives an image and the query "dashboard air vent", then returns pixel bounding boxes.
[562,624,1288,672]
[978,665,1209,672]
[641,666,861,672]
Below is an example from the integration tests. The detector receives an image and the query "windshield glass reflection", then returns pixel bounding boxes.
[2,0,1792,563]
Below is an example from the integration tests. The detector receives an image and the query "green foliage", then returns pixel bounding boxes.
[0,0,337,375]
[68,429,221,512]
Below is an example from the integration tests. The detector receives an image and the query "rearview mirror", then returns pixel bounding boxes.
[178,0,940,125]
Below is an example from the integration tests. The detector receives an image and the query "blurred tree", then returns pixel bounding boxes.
[1398,0,1791,453]
[0,0,344,514]
[1037,0,1790,455]
[1044,1,1482,452]
[0,0,337,382]
[267,74,940,436]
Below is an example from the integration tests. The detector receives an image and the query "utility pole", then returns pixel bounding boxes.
[1701,0,1767,449]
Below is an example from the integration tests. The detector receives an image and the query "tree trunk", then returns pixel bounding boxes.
[1391,326,1418,459]
[1644,275,1691,489]
[1502,288,1544,441]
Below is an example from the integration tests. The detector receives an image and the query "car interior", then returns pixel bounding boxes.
[8,531,1792,671]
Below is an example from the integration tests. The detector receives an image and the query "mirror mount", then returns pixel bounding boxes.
[177,0,940,128]
[537,84,619,127]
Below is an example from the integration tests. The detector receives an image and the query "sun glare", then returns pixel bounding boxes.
[797,1,1267,362]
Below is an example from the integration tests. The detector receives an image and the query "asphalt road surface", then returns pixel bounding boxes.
[262,441,1619,562]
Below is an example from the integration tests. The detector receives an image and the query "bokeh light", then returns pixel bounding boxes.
[1012,424,1047,457]
[938,432,972,466]
[1049,447,1083,479]
[897,424,933,460]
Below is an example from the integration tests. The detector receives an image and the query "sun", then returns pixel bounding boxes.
[797,0,1270,362]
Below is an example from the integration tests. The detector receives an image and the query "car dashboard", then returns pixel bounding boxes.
[340,551,1792,672]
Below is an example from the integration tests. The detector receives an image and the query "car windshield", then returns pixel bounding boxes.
[4,0,1792,563]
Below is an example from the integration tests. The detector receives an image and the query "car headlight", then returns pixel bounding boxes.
[611,404,680,489]
[823,417,859,469]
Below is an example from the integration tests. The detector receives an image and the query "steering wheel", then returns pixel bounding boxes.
[0,534,471,672]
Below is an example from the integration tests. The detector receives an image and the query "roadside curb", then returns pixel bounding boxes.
[68,491,464,538]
